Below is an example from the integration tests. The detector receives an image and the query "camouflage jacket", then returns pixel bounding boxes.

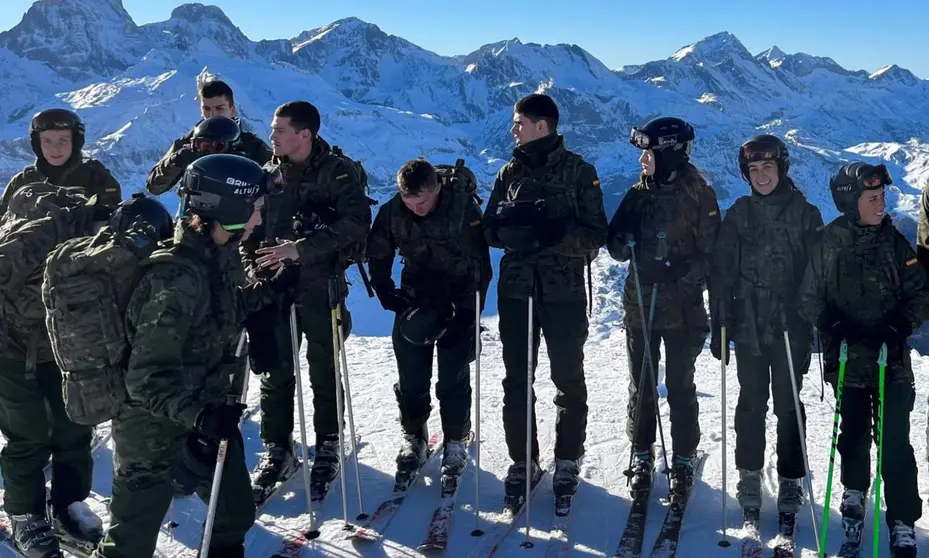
[240,136,372,299]
[607,165,721,332]
[124,224,248,428]
[711,179,824,351]
[366,185,492,310]
[0,205,95,365]
[2,159,121,214]
[146,127,273,195]
[799,215,929,388]
[483,135,607,303]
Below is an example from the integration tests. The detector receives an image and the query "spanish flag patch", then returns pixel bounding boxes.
[592,179,601,187]
[709,210,718,216]
[816,225,825,232]
[470,220,481,227]
[907,258,918,266]
[336,173,349,180]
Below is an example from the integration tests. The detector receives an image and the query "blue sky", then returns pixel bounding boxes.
[2,0,926,78]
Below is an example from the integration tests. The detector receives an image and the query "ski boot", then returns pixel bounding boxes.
[625,449,654,494]
[440,438,468,478]
[48,500,103,555]
[736,468,762,512]
[503,459,542,512]
[251,438,299,506]
[395,428,429,490]
[890,520,917,558]
[10,512,62,558]
[552,458,581,497]
[310,434,342,502]
[839,489,866,548]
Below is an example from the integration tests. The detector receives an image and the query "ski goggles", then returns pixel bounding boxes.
[859,164,892,189]
[629,127,681,150]
[740,142,783,163]
[192,138,230,154]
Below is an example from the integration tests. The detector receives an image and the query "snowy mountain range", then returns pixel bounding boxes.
[2,0,929,336]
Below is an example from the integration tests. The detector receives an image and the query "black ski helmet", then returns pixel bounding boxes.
[179,154,273,231]
[109,193,174,241]
[629,116,695,183]
[829,162,892,217]
[29,108,86,161]
[399,301,456,346]
[492,199,546,253]
[738,134,790,183]
[191,116,241,154]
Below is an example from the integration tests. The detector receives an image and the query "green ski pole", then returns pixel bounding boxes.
[819,339,848,557]
[873,343,888,557]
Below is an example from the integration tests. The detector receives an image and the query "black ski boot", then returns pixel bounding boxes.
[668,453,695,504]
[839,489,866,548]
[395,429,428,490]
[10,513,62,558]
[552,458,581,497]
[48,500,103,553]
[890,520,917,558]
[503,459,542,511]
[626,450,655,494]
[310,434,342,501]
[251,439,299,505]
[440,438,468,478]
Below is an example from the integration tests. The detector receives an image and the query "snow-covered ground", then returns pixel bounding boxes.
[4,268,926,557]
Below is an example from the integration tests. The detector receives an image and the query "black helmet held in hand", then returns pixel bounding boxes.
[399,300,456,346]
[109,193,174,240]
[738,134,790,183]
[492,199,547,253]
[191,116,241,154]
[180,154,270,231]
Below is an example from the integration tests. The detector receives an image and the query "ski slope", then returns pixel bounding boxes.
[3,279,926,557]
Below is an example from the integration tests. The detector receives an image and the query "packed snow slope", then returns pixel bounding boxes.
[1,1,929,556]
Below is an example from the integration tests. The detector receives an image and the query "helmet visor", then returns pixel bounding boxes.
[192,138,229,154]
[629,127,651,149]
[860,164,892,189]
[740,141,781,163]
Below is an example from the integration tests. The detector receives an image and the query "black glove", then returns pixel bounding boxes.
[536,220,567,249]
[823,318,860,345]
[872,312,913,348]
[376,287,412,313]
[710,327,730,365]
[637,258,690,284]
[194,403,246,440]
[170,147,201,169]
[170,434,217,496]
[268,263,301,302]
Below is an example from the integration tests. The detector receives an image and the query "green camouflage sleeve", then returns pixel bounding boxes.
[482,167,507,249]
[606,187,640,262]
[124,262,206,427]
[917,184,929,276]
[86,160,122,207]
[145,136,189,195]
[466,200,493,299]
[805,204,826,246]
[542,163,608,257]
[365,200,397,292]
[294,159,372,264]
[799,237,828,329]
[680,185,722,286]
[710,203,741,302]
[0,172,27,215]
[892,235,929,328]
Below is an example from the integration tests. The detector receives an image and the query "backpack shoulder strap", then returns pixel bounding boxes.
[141,247,209,317]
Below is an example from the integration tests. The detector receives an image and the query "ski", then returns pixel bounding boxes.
[416,433,477,552]
[542,494,573,558]
[614,460,657,558]
[837,515,864,557]
[348,433,443,542]
[771,512,796,558]
[647,449,708,558]
[739,508,763,558]
[464,463,549,558]
[252,449,312,514]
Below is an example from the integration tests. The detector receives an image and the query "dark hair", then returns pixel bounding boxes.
[199,80,235,105]
[397,159,438,195]
[274,101,321,136]
[515,93,559,131]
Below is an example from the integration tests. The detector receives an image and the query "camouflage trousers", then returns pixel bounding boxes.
[256,294,352,445]
[0,357,92,515]
[91,405,254,558]
[498,296,589,463]
[392,312,474,441]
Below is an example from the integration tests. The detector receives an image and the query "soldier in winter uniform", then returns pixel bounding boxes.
[366,158,491,478]
[145,79,272,195]
[2,108,122,215]
[606,117,721,497]
[92,155,297,558]
[710,135,824,517]
[483,94,607,506]
[914,178,929,461]
[245,101,372,502]
[0,185,113,558]
[799,162,924,557]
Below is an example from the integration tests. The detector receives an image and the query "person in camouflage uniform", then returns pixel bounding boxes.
[0,185,112,558]
[483,94,607,504]
[91,155,296,558]
[914,178,929,463]
[606,116,720,497]
[145,80,272,196]
[366,158,491,478]
[799,162,925,556]
[710,135,824,517]
[2,108,122,215]
[244,101,372,500]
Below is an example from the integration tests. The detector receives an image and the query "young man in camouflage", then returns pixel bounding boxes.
[483,93,607,506]
[710,135,823,518]
[0,185,113,558]
[145,79,272,195]
[246,101,372,502]
[366,158,491,479]
[2,108,122,215]
[800,162,924,557]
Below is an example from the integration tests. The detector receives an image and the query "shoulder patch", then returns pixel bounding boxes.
[816,225,825,232]
[105,188,118,193]
[469,219,481,228]
[592,179,601,187]
[709,210,718,216]
[336,173,349,180]
[907,257,918,266]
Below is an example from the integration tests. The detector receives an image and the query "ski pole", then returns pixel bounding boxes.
[200,329,248,557]
[819,339,848,557]
[521,281,535,549]
[783,329,820,553]
[328,279,351,532]
[335,293,366,521]
[290,305,317,536]
[873,343,887,558]
[471,285,484,537]
[718,325,731,547]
